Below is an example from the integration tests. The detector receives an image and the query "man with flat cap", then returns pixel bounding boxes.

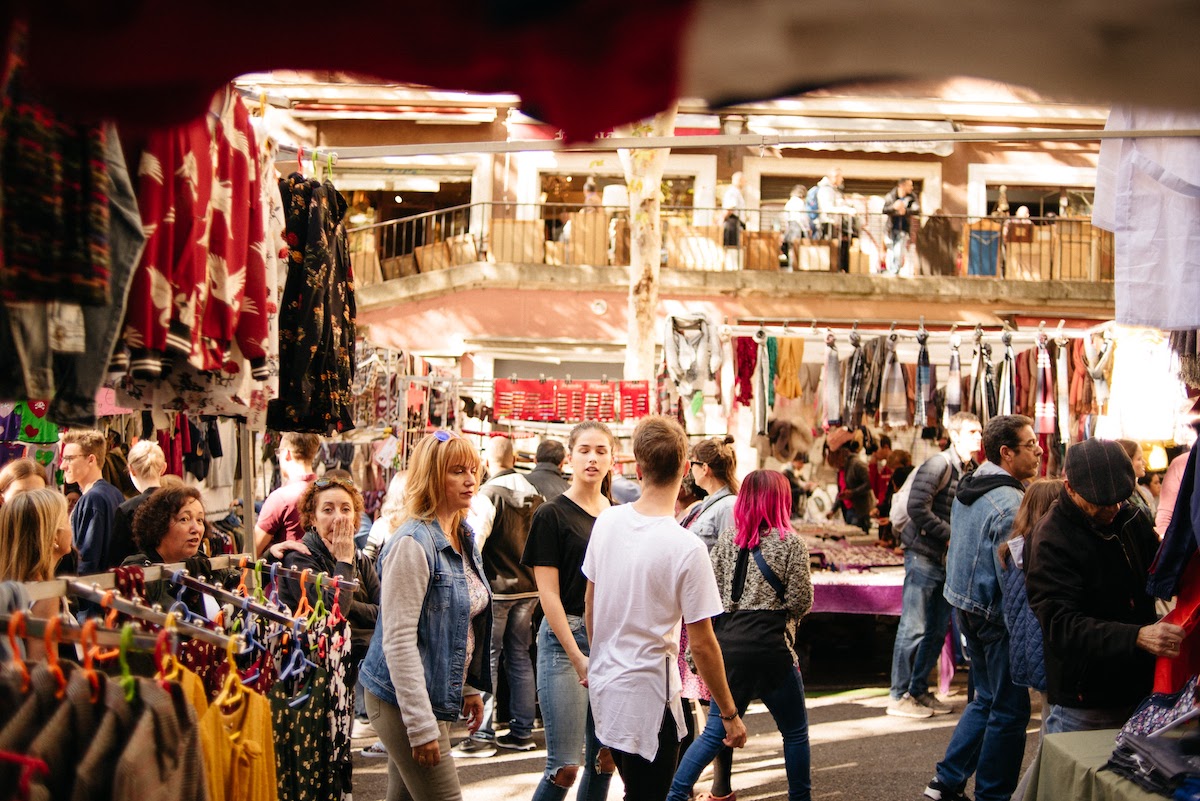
[1026,437,1185,734]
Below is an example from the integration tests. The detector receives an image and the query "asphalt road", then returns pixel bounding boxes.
[349,616,1043,800]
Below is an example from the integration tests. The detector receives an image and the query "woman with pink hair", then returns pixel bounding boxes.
[668,470,814,801]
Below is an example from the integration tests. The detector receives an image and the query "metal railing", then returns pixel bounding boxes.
[346,204,1114,286]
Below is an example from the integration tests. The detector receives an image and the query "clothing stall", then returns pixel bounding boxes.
[2,555,361,801]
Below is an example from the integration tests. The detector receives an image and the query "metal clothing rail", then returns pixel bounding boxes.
[172,571,307,629]
[0,612,161,651]
[65,581,235,649]
[22,554,357,602]
[291,128,1200,161]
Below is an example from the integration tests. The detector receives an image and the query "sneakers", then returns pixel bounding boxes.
[886,693,934,719]
[914,693,954,715]
[496,732,536,752]
[923,777,971,801]
[360,741,388,758]
[451,737,497,758]
[351,718,377,739]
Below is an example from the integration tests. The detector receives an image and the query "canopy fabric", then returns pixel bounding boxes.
[14,1,1200,139]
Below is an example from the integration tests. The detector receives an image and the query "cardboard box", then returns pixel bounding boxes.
[414,242,452,272]
[490,219,545,264]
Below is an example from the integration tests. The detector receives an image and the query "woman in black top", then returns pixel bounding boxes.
[522,422,617,801]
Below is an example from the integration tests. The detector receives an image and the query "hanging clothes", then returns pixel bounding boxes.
[774,336,804,399]
[266,174,357,435]
[663,313,722,399]
[842,330,866,429]
[751,332,770,436]
[734,336,757,406]
[200,687,278,801]
[1056,338,1072,445]
[996,333,1017,416]
[820,332,842,428]
[914,329,936,430]
[765,336,778,408]
[1034,337,1056,435]
[880,335,907,425]
[1084,332,1115,415]
[944,331,962,427]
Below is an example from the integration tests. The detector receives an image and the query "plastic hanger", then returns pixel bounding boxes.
[79,620,102,703]
[6,611,30,692]
[42,617,67,699]
[212,634,248,719]
[117,625,138,702]
[292,569,314,619]
[307,573,327,627]
[154,612,183,689]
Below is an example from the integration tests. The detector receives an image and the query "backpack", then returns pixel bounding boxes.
[889,451,952,538]
[805,184,820,225]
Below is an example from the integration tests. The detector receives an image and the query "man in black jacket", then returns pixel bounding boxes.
[1026,437,1184,733]
[526,439,570,501]
[887,412,982,719]
[883,178,919,275]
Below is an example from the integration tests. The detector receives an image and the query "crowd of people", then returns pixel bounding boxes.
[0,413,1188,801]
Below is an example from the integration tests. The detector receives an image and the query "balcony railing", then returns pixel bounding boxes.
[347,203,1114,287]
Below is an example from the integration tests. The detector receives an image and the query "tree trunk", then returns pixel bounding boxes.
[618,106,677,382]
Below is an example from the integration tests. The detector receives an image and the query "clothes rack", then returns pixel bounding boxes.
[22,554,357,602]
[171,570,311,629]
[64,580,236,648]
[0,611,161,651]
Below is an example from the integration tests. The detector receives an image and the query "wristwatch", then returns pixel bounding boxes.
[718,710,738,721]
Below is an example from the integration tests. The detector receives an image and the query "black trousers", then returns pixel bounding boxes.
[609,707,681,801]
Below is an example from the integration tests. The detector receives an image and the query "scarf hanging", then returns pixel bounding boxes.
[944,331,962,427]
[766,336,779,407]
[981,343,997,425]
[863,336,885,416]
[842,330,866,428]
[996,332,1016,416]
[1056,337,1072,445]
[733,336,757,406]
[1084,333,1114,414]
[774,337,805,399]
[752,333,771,436]
[821,332,842,428]
[915,330,932,427]
[1034,336,1056,434]
[880,335,908,424]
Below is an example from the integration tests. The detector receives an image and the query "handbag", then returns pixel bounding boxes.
[1119,674,1200,742]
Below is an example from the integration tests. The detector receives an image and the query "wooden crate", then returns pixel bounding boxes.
[414,242,452,272]
[491,219,545,264]
[380,254,417,279]
[795,242,832,271]
[565,211,609,266]
[666,225,722,270]
[447,233,479,265]
[744,231,782,271]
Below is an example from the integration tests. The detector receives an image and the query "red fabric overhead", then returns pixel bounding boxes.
[19,1,694,140]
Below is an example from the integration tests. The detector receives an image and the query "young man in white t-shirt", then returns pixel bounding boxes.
[583,415,747,799]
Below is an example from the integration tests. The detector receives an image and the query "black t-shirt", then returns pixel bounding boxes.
[521,494,596,616]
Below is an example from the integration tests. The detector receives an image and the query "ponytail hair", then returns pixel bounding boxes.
[691,435,738,493]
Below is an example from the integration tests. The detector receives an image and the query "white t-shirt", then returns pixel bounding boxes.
[582,503,724,761]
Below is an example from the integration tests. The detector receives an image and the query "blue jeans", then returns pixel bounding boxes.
[474,597,538,741]
[891,550,953,699]
[1043,703,1133,735]
[532,616,612,801]
[935,609,1031,801]
[668,666,812,801]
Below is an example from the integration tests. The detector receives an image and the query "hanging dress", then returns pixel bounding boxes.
[821,332,842,428]
[842,330,866,429]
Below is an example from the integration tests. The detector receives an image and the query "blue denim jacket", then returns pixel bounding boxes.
[943,461,1025,623]
[360,517,492,722]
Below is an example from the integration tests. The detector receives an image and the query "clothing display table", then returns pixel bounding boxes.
[810,567,904,616]
[1021,729,1161,801]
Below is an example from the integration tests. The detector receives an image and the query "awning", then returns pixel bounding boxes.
[746,116,956,156]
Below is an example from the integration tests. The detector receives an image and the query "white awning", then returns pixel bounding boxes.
[746,116,957,156]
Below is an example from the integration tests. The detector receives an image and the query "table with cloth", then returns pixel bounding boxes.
[1021,729,1161,801]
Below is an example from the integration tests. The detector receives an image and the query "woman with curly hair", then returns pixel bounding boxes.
[123,485,222,616]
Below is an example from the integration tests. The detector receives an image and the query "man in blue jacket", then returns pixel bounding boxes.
[923,415,1040,801]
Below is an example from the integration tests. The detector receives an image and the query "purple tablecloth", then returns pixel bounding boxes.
[810,569,904,616]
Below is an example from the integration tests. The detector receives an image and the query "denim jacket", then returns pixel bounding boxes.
[943,461,1025,623]
[360,517,492,745]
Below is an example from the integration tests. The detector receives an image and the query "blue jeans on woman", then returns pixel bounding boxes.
[667,666,812,801]
[531,616,612,801]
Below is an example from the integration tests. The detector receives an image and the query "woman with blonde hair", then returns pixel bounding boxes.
[0,488,72,658]
[0,458,47,505]
[112,440,169,566]
[360,431,489,801]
